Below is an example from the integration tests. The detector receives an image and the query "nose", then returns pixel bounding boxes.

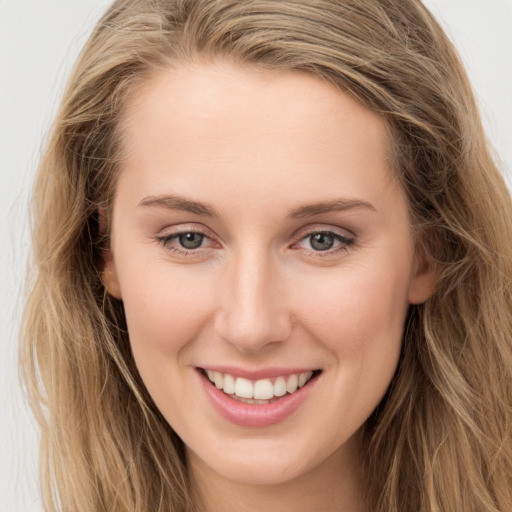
[214,248,292,353]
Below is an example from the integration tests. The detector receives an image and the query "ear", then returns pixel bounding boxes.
[408,250,438,305]
[102,247,123,300]
[98,207,122,300]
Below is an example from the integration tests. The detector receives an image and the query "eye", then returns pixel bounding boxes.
[294,229,354,254]
[156,227,216,256]
[308,232,337,251]
[176,232,205,249]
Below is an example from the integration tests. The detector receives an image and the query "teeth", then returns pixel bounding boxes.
[204,370,316,401]
[298,371,313,388]
[235,377,253,399]
[223,373,235,394]
[274,376,287,397]
[254,379,274,400]
[286,374,298,393]
[214,371,223,389]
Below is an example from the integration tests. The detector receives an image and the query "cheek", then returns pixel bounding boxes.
[293,262,411,432]
[119,265,215,358]
[295,261,411,357]
[118,267,218,417]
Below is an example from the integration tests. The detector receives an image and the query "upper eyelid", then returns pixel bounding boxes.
[292,224,355,240]
[157,223,215,237]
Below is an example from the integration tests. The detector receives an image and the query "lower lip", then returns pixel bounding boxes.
[199,371,317,427]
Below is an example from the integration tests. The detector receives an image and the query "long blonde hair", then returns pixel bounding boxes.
[21,1,512,511]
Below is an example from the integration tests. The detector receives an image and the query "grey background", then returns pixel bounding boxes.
[1,1,511,510]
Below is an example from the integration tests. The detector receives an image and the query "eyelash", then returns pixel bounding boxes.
[293,230,355,257]
[156,227,355,258]
[156,228,213,257]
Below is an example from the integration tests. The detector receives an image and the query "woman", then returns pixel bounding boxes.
[21,1,512,511]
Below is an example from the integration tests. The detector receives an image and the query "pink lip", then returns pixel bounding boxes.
[198,369,319,427]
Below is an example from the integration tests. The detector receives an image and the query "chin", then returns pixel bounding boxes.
[187,430,347,488]
[187,436,319,485]
[210,455,308,486]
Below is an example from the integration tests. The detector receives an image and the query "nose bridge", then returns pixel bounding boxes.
[214,245,291,352]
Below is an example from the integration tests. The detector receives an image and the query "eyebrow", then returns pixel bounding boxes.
[287,198,376,218]
[138,194,375,219]
[138,195,219,217]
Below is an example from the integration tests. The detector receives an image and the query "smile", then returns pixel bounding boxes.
[198,367,321,426]
[203,369,317,403]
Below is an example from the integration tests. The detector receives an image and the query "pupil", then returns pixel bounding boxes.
[179,232,203,249]
[310,233,334,251]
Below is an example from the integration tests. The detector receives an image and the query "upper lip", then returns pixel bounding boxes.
[198,365,320,381]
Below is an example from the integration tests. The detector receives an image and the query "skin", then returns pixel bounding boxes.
[103,62,436,512]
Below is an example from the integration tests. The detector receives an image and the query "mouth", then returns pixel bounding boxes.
[199,368,322,405]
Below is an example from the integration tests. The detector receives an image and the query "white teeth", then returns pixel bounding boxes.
[214,371,223,389]
[204,369,317,400]
[274,376,287,397]
[286,374,298,393]
[235,377,253,399]
[298,371,313,388]
[223,373,235,394]
[253,379,274,400]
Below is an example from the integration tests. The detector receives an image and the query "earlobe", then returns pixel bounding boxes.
[102,248,122,299]
[408,253,438,305]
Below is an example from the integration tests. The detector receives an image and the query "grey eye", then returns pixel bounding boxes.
[309,232,335,251]
[178,232,204,249]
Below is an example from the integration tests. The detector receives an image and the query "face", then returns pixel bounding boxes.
[104,62,435,488]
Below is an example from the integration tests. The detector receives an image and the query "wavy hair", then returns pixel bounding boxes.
[21,1,512,511]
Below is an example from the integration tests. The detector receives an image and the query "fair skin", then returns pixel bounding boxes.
[103,62,436,512]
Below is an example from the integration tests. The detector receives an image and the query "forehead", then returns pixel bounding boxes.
[117,62,401,217]
[122,61,391,153]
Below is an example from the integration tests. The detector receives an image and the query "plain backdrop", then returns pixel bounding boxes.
[1,1,511,511]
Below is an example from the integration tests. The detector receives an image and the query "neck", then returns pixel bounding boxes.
[187,435,371,512]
